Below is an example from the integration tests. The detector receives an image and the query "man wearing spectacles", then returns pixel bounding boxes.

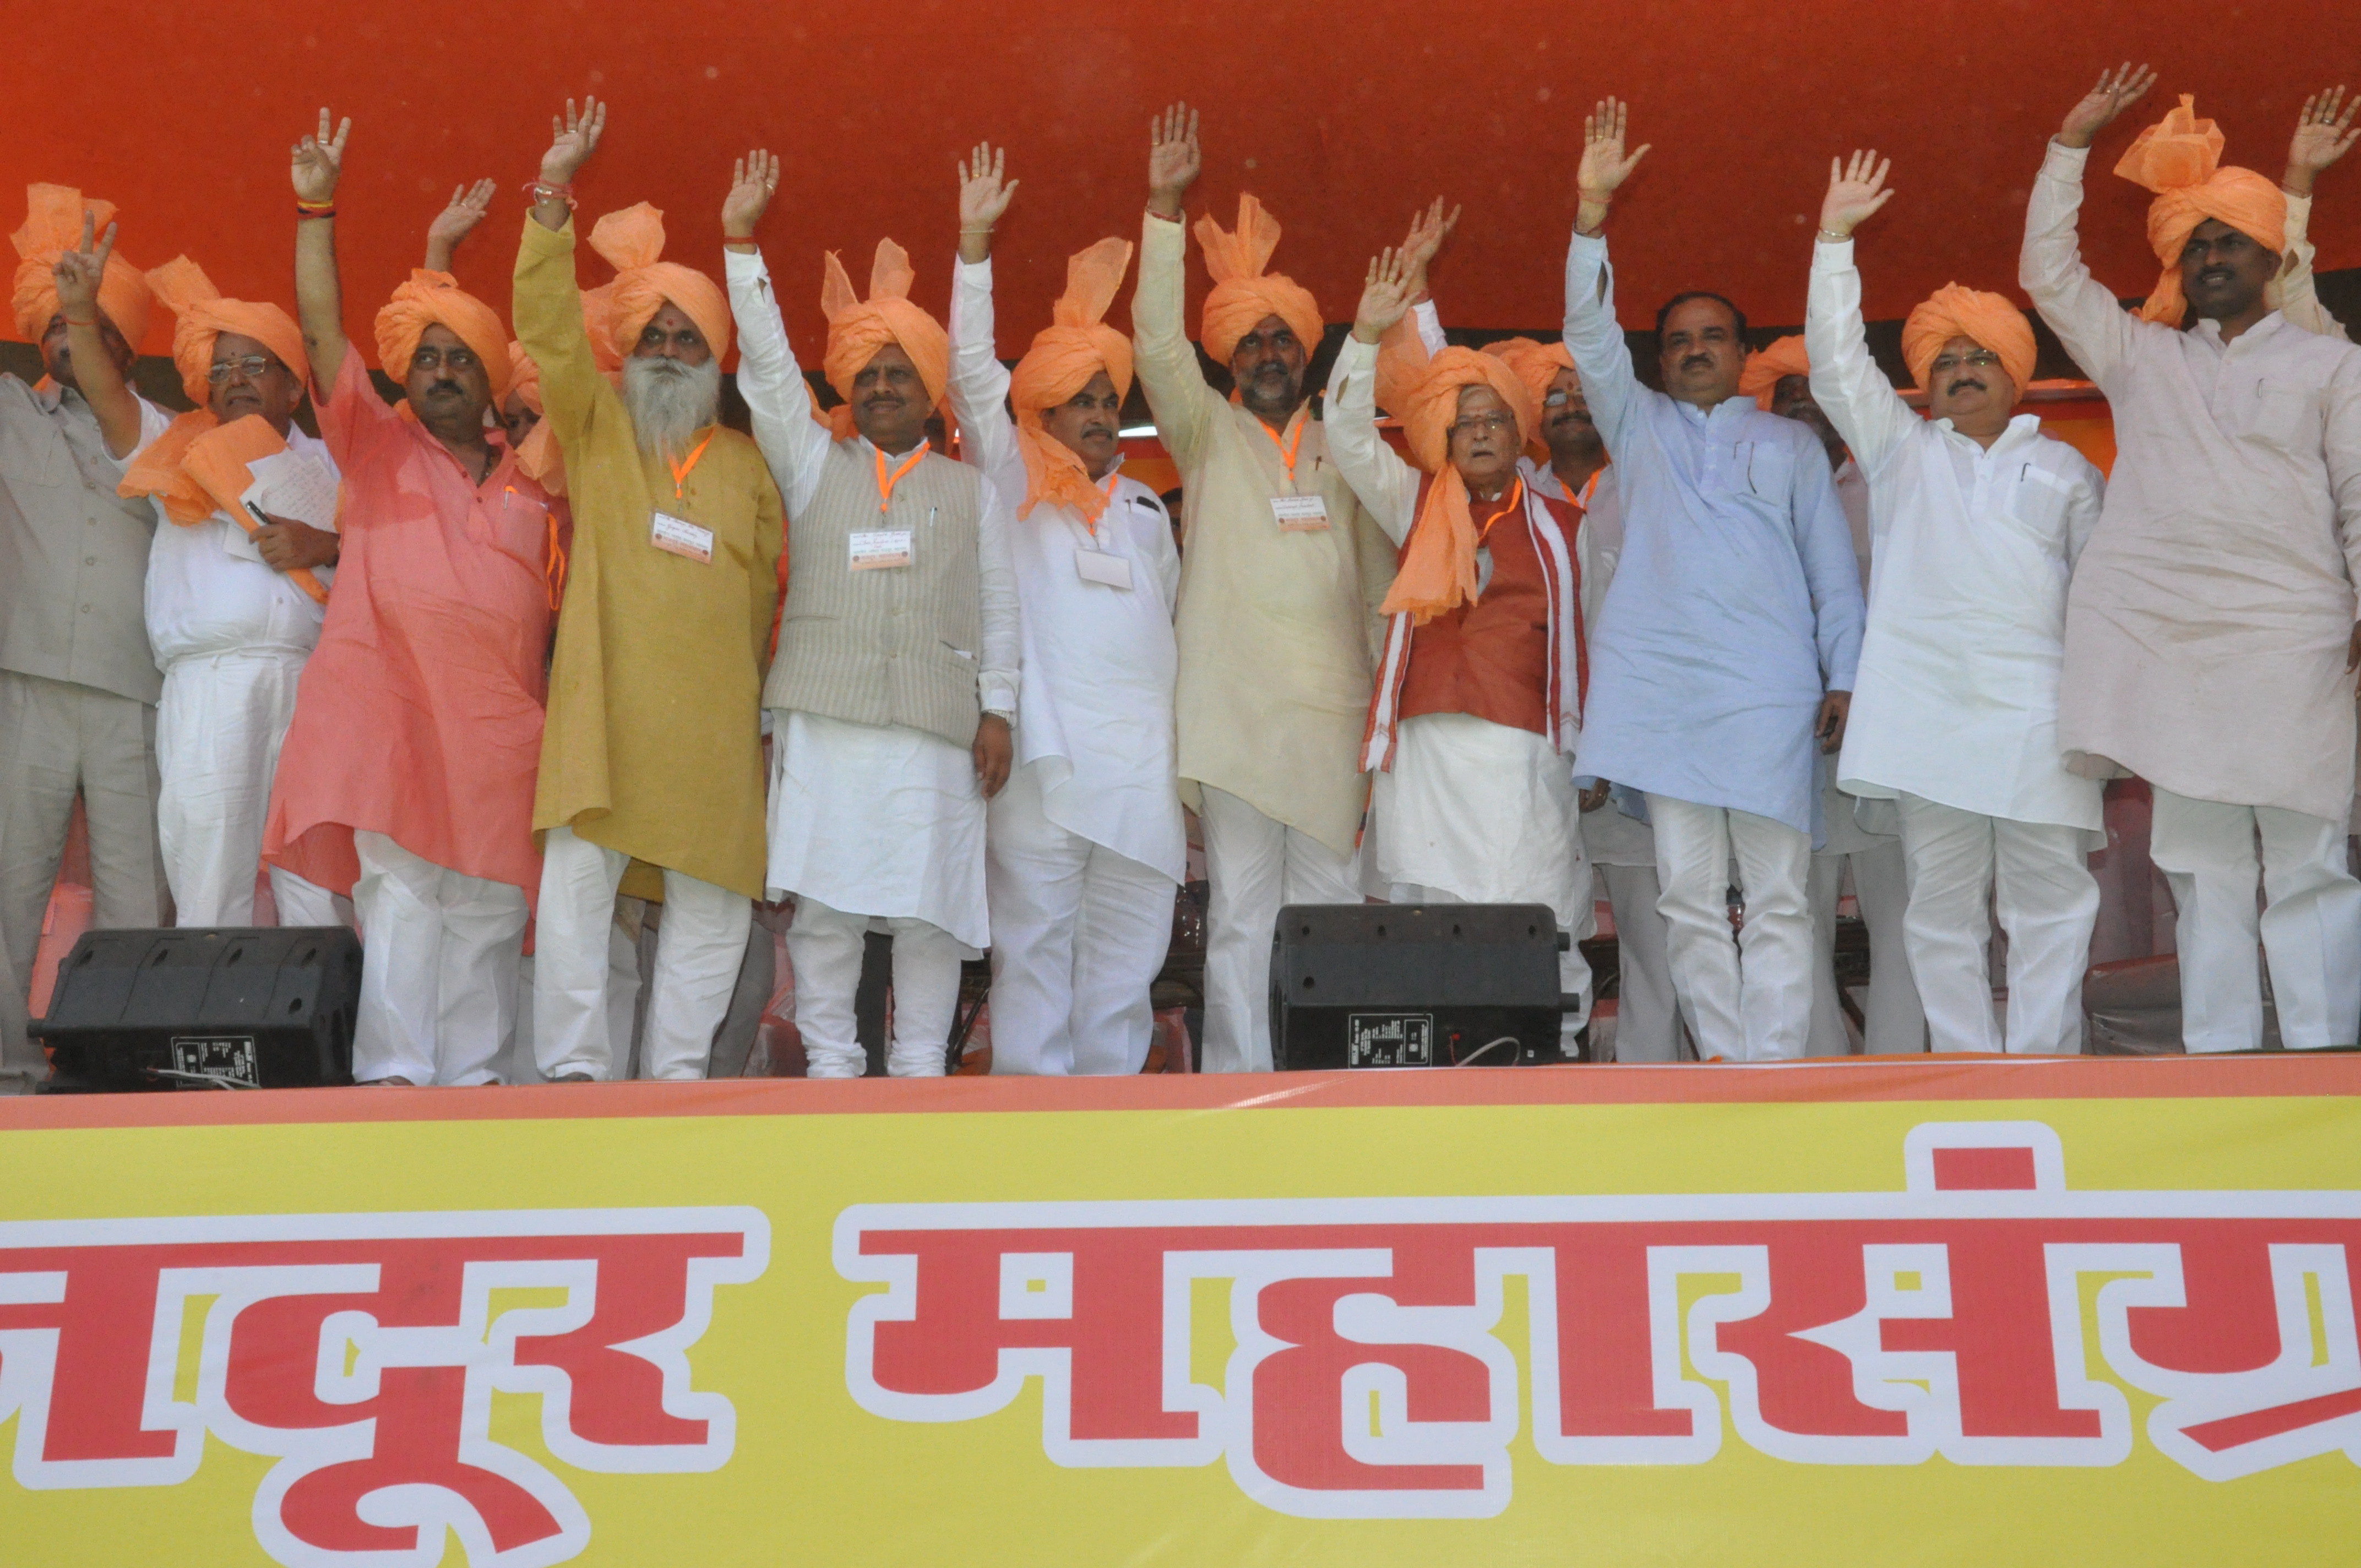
[1808,151,2106,1056]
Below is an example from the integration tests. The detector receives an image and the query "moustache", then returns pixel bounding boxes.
[425,379,465,397]
[1679,353,1715,372]
[1946,378,1988,395]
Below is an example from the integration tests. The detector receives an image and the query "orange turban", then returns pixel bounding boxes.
[2113,94,2287,327]
[589,203,732,363]
[1006,237,1135,525]
[1901,285,2037,400]
[1375,323,1539,625]
[1482,337,1577,460]
[374,269,512,401]
[10,183,151,346]
[820,239,950,443]
[143,256,308,404]
[1738,334,1811,411]
[503,340,569,497]
[1194,195,1324,366]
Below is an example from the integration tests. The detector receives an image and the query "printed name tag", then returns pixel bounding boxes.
[1074,548,1134,589]
[851,529,913,570]
[650,511,714,563]
[1269,494,1330,531]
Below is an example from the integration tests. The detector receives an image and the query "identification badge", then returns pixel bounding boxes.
[650,511,714,563]
[1074,547,1134,589]
[850,529,913,570]
[1269,494,1330,531]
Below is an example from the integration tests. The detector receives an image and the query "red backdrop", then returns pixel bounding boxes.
[8,0,2351,359]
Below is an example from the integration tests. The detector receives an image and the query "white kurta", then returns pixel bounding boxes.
[2020,138,2361,823]
[944,257,1185,884]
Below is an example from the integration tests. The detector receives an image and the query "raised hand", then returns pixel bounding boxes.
[1398,196,1462,297]
[2287,86,2360,195]
[2057,63,2157,149]
[1819,149,1895,238]
[290,108,350,204]
[1351,247,1418,345]
[51,211,115,320]
[423,179,496,270]
[722,149,780,241]
[958,140,1019,231]
[541,96,607,187]
[1576,96,1651,204]
[1147,102,1202,218]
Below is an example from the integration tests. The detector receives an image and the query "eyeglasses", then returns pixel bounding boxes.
[1929,349,2005,375]
[1449,413,1517,438]
[206,355,280,384]
[1543,390,1572,407]
[410,345,480,373]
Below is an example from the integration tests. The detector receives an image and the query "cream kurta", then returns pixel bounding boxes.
[1132,211,1395,856]
[2022,140,2361,823]
[516,217,784,897]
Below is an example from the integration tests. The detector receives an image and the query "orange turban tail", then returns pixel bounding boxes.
[1482,337,1577,460]
[504,341,568,497]
[1194,195,1324,366]
[10,183,151,345]
[1375,325,1540,625]
[820,239,950,443]
[1007,237,1135,524]
[2114,95,2288,327]
[374,269,513,401]
[589,203,732,364]
[1739,334,1811,411]
[144,256,308,404]
[1901,285,2037,400]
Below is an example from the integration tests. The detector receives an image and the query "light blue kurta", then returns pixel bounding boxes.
[1560,231,1864,836]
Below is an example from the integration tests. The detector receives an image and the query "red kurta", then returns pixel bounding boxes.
[264,351,563,900]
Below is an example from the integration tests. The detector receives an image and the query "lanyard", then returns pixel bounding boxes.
[874,440,929,513]
[1260,412,1306,486]
[1474,477,1525,547]
[667,430,716,500]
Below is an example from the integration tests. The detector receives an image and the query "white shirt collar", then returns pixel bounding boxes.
[2192,310,2288,352]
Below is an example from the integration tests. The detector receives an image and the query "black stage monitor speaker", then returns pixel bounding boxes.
[1271,903,1574,1069]
[31,927,362,1091]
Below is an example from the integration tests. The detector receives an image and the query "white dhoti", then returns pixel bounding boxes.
[1199,783,1363,1074]
[2148,788,2361,1052]
[155,647,330,927]
[350,830,528,1085]
[1647,794,1813,1061]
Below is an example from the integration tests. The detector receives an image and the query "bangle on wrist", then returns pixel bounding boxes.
[1577,190,1613,206]
[1816,227,1851,244]
[524,178,578,209]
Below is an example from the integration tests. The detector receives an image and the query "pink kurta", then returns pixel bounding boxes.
[264,351,562,899]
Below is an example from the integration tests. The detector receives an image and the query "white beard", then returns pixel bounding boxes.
[622,355,722,462]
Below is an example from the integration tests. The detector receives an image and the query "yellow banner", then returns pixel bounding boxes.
[2,1061,2357,1565]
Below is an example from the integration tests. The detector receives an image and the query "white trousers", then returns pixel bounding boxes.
[1896,794,2099,1055]
[349,830,528,1085]
[1808,839,1926,1056]
[986,764,1174,1076]
[2149,788,2361,1052]
[155,649,309,927]
[1647,795,1813,1062]
[787,894,960,1078]
[534,826,752,1080]
[1599,862,1685,1063]
[1198,784,1363,1073]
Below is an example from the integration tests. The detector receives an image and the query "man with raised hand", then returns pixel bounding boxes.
[945,145,1182,1077]
[2022,67,2361,1052]
[1810,150,2107,1055]
[1132,103,1396,1074]
[720,149,1019,1081]
[0,192,168,1084]
[1560,97,1865,1063]
[263,109,564,1087]
[2276,88,2358,341]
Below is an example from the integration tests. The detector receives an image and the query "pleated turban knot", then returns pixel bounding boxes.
[1374,319,1539,626]
[820,238,949,443]
[1194,195,1324,365]
[1007,237,1135,524]
[374,269,513,401]
[143,255,308,404]
[1738,334,1811,411]
[589,202,732,362]
[10,183,151,345]
[2113,94,2287,327]
[1481,337,1577,460]
[1901,285,2037,399]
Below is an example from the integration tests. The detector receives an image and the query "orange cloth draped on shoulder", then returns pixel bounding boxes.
[1375,320,1539,625]
[1738,333,1811,410]
[9,183,151,345]
[2113,94,2288,326]
[373,268,513,401]
[1482,337,1577,460]
[820,238,950,442]
[1007,237,1134,524]
[1194,195,1324,364]
[1900,285,2038,398]
[589,202,732,362]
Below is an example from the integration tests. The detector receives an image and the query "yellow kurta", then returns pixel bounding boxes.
[1131,213,1396,856]
[514,217,784,897]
